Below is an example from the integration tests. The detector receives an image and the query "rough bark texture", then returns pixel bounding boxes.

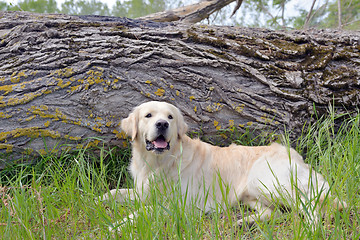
[0,11,359,163]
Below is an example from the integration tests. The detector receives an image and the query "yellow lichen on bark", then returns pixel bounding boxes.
[0,143,13,153]
[0,127,60,142]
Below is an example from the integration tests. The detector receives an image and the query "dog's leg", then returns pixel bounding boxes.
[100,188,135,203]
[99,188,138,232]
[237,200,273,226]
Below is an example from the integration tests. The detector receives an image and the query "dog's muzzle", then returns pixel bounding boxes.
[146,119,170,153]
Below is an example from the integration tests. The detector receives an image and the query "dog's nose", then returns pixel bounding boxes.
[156,120,169,131]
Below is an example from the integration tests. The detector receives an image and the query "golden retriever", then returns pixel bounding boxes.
[101,101,345,228]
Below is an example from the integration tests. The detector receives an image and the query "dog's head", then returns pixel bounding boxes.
[121,101,188,154]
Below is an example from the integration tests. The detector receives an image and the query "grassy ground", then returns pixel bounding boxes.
[0,112,359,239]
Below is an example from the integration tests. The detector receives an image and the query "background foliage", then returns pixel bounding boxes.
[1,0,359,29]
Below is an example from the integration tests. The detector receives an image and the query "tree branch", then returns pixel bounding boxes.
[303,0,317,29]
[337,0,342,29]
[136,0,236,23]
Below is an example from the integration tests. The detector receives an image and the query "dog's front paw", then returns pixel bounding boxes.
[109,213,136,233]
[99,192,111,202]
[96,189,121,204]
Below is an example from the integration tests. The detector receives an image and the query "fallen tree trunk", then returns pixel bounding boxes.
[0,11,359,163]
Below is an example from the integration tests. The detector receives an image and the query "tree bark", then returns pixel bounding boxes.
[0,11,359,163]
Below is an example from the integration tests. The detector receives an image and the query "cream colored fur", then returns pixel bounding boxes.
[101,101,345,227]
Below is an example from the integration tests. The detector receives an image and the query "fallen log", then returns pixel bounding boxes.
[0,11,359,163]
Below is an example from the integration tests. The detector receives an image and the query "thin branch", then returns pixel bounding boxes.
[345,0,354,9]
[258,3,280,27]
[337,0,342,29]
[231,0,244,17]
[303,0,317,29]
[341,18,360,27]
[281,1,285,28]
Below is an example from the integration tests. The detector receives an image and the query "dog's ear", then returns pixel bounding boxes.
[175,108,188,139]
[121,108,138,141]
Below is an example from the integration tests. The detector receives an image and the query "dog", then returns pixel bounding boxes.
[101,101,346,228]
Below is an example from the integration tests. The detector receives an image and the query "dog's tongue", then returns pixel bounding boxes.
[153,138,167,148]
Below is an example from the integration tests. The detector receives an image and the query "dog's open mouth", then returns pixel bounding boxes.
[146,135,170,153]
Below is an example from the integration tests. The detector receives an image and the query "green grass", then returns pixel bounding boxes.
[0,112,359,239]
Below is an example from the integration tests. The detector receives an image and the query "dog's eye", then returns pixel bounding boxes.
[168,115,173,119]
[145,113,152,118]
